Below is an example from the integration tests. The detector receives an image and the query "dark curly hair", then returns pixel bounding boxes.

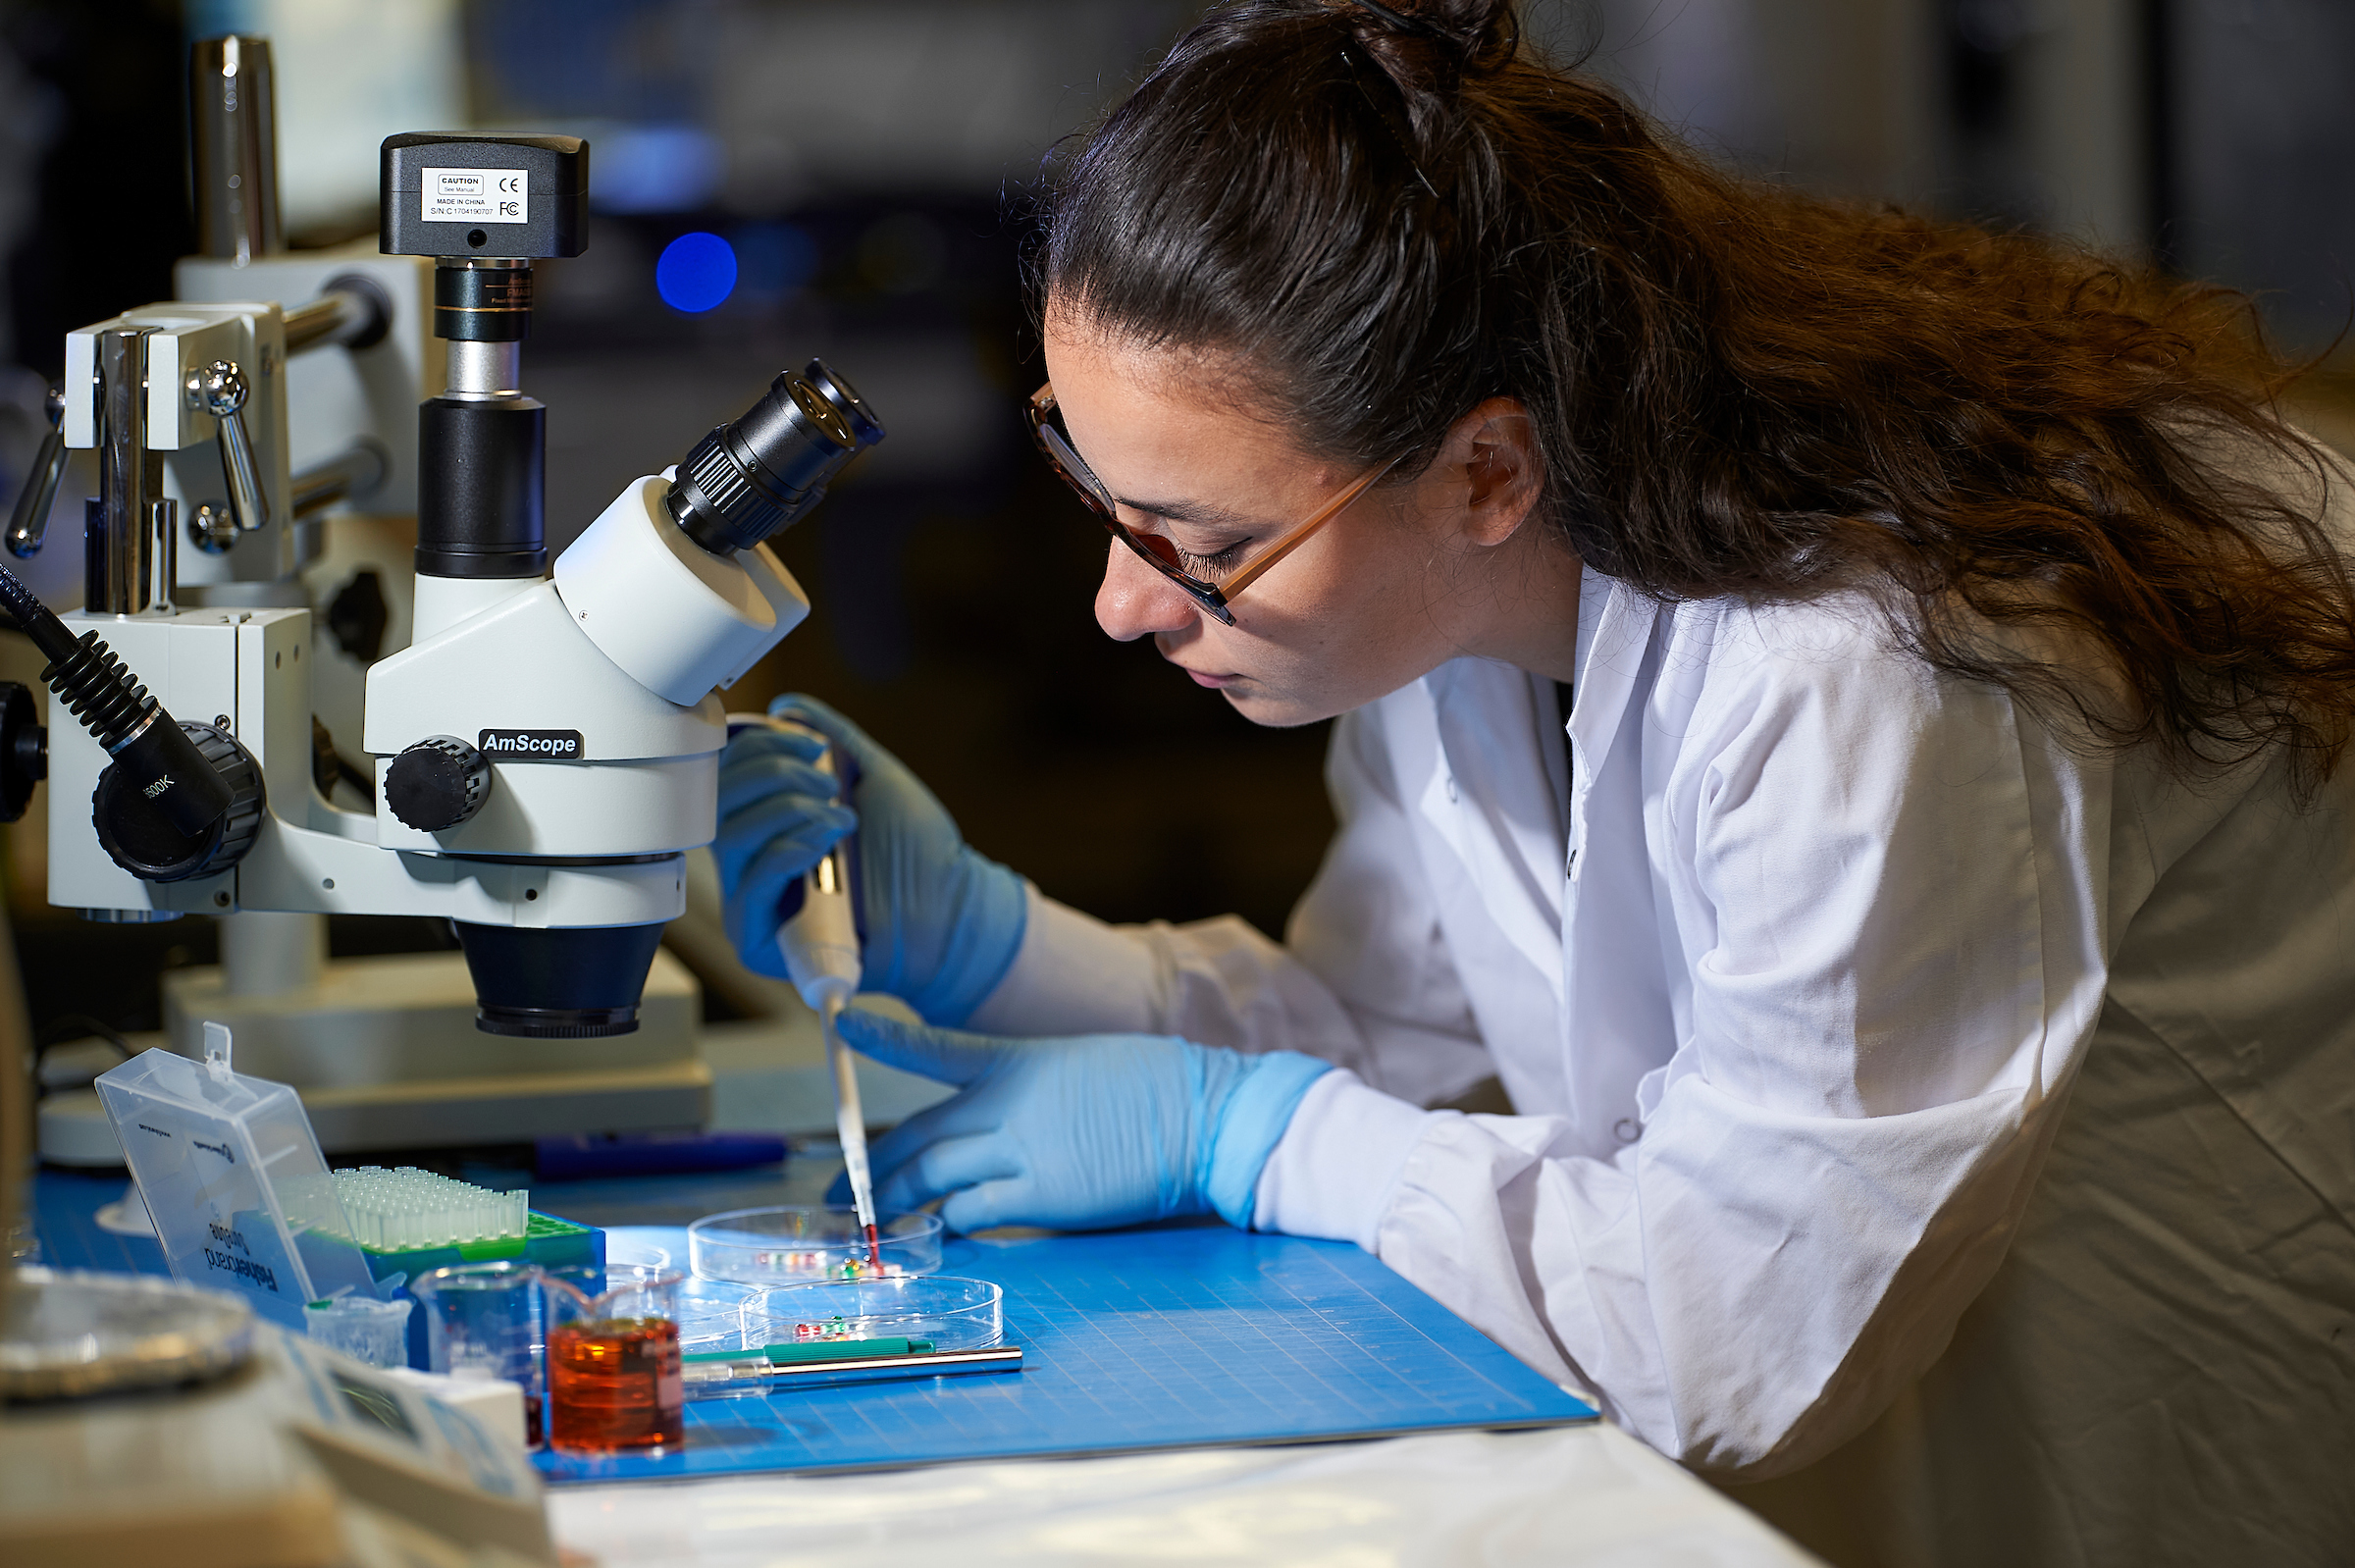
[1039,0,2355,792]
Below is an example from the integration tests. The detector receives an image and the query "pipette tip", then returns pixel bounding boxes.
[864,1222,882,1270]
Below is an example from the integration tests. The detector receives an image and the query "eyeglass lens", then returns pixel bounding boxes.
[1039,411,1198,575]
[1036,419,1110,511]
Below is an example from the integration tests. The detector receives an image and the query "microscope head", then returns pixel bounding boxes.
[364,131,884,1044]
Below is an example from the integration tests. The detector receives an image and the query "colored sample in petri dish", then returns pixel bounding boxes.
[739,1276,1003,1353]
[688,1206,943,1283]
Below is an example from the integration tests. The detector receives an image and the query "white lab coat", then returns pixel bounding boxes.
[971,565,2355,1565]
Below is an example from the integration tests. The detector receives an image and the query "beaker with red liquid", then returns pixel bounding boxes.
[544,1263,686,1453]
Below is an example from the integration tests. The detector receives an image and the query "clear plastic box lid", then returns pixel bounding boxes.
[94,1027,377,1331]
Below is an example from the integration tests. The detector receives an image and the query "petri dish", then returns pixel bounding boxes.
[740,1276,1003,1351]
[672,1276,758,1355]
[688,1206,943,1283]
[603,1234,675,1272]
[1,1268,254,1401]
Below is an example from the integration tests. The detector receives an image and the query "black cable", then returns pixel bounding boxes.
[0,559,153,748]
[0,558,236,836]
[36,1013,133,1057]
[0,558,81,664]
[32,1014,136,1099]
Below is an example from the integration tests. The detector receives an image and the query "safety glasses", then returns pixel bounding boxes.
[1026,383,1397,626]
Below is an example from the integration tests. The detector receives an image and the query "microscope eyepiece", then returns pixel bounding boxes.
[665,359,885,556]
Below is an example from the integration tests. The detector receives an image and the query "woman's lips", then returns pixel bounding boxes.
[1180,666,1236,688]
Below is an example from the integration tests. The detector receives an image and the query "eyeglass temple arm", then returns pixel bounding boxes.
[1215,459,1397,600]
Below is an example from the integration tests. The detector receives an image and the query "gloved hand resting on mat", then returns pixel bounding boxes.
[825,1009,1332,1233]
[714,694,1027,1024]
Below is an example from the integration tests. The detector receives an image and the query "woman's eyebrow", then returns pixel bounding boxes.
[1111,494,1268,530]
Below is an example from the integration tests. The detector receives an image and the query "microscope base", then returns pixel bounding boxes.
[268,1057,709,1154]
[158,948,712,1153]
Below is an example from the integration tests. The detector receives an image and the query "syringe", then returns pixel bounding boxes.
[747,716,882,1272]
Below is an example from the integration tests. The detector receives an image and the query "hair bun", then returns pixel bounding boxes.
[1342,0,1519,78]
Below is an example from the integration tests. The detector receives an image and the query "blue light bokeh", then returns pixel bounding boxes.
[654,232,738,314]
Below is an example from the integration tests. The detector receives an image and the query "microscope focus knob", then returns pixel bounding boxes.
[385,735,491,833]
[0,680,45,822]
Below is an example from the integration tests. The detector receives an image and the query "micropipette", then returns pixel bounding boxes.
[759,719,882,1272]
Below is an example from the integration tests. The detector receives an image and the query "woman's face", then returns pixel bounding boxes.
[1044,315,1564,727]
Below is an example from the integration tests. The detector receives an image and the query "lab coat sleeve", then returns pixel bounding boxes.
[967,704,1495,1104]
[1260,618,2114,1478]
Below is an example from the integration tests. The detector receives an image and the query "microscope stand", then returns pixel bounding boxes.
[157,947,709,1152]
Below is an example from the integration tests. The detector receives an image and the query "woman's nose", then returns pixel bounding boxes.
[1095,539,1201,643]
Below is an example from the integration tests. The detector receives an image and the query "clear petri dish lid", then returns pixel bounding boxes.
[673,1276,758,1356]
[603,1233,675,1273]
[687,1206,943,1283]
[740,1275,1003,1351]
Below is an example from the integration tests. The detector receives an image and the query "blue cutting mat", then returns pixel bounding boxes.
[540,1223,1595,1483]
[29,1175,1596,1482]
[31,1169,166,1275]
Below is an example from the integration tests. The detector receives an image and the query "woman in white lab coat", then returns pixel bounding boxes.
[714,3,2355,1563]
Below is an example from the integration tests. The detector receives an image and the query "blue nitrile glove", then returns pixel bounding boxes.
[825,1010,1333,1233]
[714,695,1027,1024]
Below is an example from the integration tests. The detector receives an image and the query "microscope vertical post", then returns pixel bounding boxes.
[88,328,177,617]
[189,35,283,266]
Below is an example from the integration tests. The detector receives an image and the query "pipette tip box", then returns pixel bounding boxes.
[356,1208,604,1372]
[90,1044,605,1364]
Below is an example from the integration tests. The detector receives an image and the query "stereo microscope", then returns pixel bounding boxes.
[8,121,881,1146]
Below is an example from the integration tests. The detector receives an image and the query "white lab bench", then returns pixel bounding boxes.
[549,1423,1822,1566]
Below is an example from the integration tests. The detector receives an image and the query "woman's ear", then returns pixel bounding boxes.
[1434,397,1542,548]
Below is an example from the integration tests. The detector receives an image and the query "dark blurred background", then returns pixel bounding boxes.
[0,0,2349,1035]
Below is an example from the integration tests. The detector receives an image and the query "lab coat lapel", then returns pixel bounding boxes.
[1564,577,1653,786]
[1423,661,1566,988]
[1559,582,1672,1152]
[1387,664,1566,1108]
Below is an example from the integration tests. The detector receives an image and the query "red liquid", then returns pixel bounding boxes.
[547,1317,684,1452]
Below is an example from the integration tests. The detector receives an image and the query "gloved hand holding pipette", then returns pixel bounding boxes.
[723,710,888,1267]
[714,695,1028,1026]
[718,697,1033,1264]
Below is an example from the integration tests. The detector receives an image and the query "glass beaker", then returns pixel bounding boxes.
[412,1261,547,1445]
[544,1264,686,1454]
[304,1291,415,1369]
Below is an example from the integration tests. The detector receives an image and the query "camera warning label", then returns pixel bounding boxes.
[422,168,529,225]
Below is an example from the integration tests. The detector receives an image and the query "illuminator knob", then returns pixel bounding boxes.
[93,721,265,883]
[384,735,491,832]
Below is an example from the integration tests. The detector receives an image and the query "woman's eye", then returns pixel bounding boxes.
[1175,540,1248,576]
